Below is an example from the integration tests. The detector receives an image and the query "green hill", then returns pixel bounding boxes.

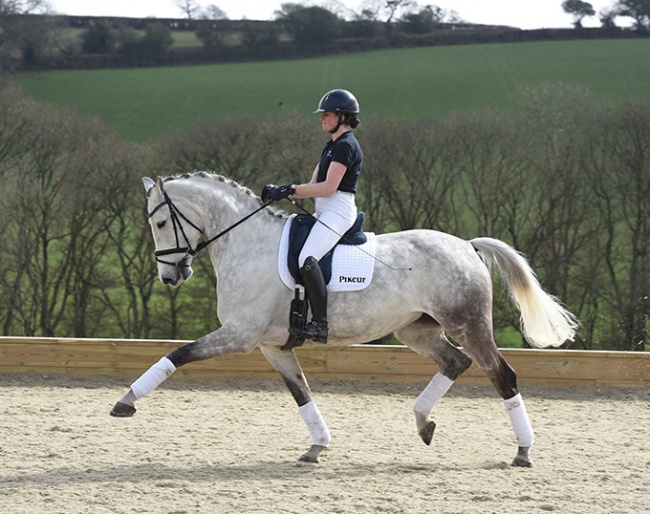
[13,39,650,141]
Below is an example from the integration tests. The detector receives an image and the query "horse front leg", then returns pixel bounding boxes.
[259,344,330,463]
[109,325,257,417]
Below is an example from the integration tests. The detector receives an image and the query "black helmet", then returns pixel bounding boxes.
[314,89,360,115]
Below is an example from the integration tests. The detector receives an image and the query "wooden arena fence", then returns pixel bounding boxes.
[2,336,649,387]
[0,337,648,387]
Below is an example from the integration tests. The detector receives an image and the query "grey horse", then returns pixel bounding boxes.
[110,172,578,466]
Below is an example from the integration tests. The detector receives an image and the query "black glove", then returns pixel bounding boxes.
[261,184,276,203]
[262,183,295,203]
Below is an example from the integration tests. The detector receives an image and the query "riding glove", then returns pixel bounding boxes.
[262,184,295,202]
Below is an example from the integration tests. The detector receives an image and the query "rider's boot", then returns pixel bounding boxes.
[300,256,328,344]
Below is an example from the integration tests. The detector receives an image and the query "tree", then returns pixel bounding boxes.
[201,4,227,19]
[614,0,650,30]
[384,0,414,23]
[401,5,445,34]
[141,22,173,54]
[81,21,115,54]
[362,119,462,232]
[118,22,173,61]
[349,6,382,38]
[0,0,57,70]
[240,21,280,48]
[196,23,223,51]
[510,85,599,347]
[561,0,596,28]
[173,0,202,19]
[275,3,343,51]
[599,7,619,28]
[582,103,650,351]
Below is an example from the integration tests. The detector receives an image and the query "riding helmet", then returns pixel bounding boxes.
[314,89,360,114]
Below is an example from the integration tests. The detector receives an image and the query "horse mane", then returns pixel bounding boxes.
[164,171,286,219]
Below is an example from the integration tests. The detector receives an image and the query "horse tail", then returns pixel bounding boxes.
[470,237,579,348]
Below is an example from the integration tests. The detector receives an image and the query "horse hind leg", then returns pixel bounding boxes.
[459,329,535,468]
[489,353,534,467]
[394,316,473,446]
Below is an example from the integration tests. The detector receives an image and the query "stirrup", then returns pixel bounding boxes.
[301,320,328,344]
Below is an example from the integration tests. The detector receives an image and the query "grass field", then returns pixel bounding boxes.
[13,39,650,141]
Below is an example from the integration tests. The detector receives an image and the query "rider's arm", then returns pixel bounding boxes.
[291,161,346,198]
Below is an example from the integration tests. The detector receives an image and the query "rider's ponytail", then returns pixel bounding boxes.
[346,114,361,129]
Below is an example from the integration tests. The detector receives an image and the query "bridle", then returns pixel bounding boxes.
[147,191,272,267]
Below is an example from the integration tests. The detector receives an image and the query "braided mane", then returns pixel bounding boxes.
[163,171,285,218]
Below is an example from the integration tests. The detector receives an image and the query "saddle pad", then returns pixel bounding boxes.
[278,214,376,292]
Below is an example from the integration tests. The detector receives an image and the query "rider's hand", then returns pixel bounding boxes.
[261,184,276,203]
[262,184,295,202]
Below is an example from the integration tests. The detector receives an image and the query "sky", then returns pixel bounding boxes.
[49,0,623,30]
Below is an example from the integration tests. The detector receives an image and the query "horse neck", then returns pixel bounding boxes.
[170,175,285,267]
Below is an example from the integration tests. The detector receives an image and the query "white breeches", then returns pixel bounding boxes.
[299,192,357,267]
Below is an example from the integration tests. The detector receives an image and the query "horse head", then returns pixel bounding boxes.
[143,176,202,287]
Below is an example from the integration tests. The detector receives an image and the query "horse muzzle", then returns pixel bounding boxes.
[159,257,193,287]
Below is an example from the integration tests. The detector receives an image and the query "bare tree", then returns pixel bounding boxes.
[173,0,202,19]
[0,0,56,71]
[453,85,602,347]
[384,0,413,23]
[361,119,462,233]
[582,102,650,351]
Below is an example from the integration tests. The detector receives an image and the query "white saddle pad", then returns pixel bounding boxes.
[278,214,376,292]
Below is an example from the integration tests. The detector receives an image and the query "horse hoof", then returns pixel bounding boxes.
[418,421,436,446]
[110,401,137,417]
[298,445,327,463]
[511,446,533,467]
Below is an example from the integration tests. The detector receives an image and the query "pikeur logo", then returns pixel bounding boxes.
[339,276,366,283]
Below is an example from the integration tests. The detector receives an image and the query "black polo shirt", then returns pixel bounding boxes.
[316,131,363,194]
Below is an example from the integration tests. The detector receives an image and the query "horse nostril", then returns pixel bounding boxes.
[162,277,177,286]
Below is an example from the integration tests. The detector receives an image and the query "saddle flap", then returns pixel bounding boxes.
[287,212,367,283]
[278,214,376,293]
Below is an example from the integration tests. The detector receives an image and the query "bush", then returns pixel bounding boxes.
[81,21,116,54]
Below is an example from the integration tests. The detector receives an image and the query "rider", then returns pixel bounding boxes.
[263,89,363,344]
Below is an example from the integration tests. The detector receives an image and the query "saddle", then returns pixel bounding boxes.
[287,211,367,285]
[282,212,367,352]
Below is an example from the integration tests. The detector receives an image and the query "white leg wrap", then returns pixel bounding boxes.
[130,357,176,400]
[299,401,331,447]
[413,372,454,415]
[504,393,535,447]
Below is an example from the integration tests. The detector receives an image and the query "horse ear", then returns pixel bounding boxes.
[156,176,166,193]
[142,177,155,196]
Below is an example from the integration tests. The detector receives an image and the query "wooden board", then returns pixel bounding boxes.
[0,337,648,387]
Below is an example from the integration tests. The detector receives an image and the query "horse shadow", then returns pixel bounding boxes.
[2,459,506,488]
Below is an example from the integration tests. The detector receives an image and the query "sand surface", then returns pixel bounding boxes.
[0,372,648,514]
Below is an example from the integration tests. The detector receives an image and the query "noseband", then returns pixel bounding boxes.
[147,191,273,267]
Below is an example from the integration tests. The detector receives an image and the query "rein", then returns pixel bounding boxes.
[148,191,273,266]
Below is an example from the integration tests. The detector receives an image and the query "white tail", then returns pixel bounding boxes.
[470,237,579,348]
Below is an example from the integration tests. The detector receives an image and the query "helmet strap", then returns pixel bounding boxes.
[329,113,345,134]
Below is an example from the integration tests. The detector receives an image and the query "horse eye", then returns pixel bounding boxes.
[157,220,166,229]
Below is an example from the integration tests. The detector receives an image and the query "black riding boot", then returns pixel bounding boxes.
[300,256,328,343]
